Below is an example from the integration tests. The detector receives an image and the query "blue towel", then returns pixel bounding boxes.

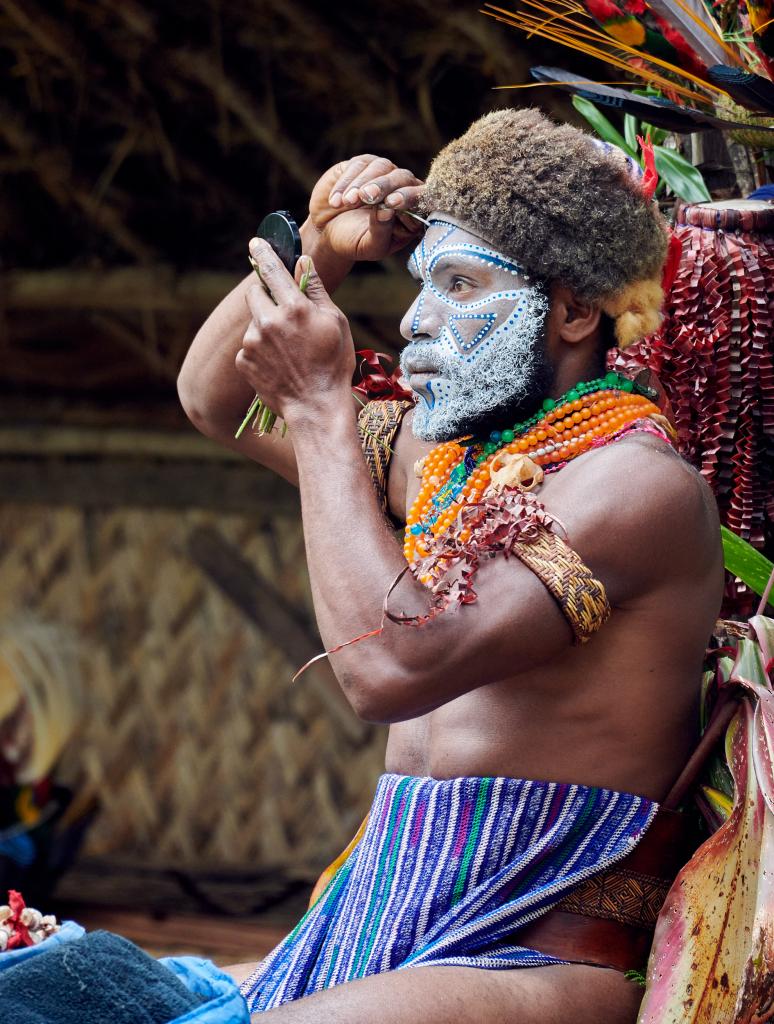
[0,931,205,1023]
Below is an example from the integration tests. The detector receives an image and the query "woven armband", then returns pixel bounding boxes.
[357,399,413,517]
[511,529,611,644]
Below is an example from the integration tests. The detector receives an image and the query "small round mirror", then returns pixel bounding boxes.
[256,211,302,273]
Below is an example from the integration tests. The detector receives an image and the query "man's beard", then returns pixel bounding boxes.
[401,287,553,442]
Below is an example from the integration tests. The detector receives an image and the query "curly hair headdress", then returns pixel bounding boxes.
[421,108,669,349]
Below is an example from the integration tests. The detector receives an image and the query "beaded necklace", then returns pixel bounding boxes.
[404,371,663,564]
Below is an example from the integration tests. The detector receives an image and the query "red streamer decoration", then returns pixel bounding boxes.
[353,349,413,403]
[615,202,774,615]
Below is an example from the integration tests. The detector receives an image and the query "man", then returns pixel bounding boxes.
[178,108,724,1023]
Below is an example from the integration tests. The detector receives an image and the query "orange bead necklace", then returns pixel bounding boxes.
[404,375,663,564]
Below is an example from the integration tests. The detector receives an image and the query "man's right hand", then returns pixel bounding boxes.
[305,155,425,263]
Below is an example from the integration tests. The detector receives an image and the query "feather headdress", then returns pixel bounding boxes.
[483,0,774,117]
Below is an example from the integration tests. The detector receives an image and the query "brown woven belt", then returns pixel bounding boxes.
[511,808,698,973]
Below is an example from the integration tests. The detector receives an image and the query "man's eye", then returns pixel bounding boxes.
[450,276,472,294]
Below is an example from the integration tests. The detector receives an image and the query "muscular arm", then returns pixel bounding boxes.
[286,401,572,722]
[289,414,722,723]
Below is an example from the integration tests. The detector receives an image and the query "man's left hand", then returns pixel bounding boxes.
[235,238,356,419]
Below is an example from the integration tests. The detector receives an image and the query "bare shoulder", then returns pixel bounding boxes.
[544,433,723,604]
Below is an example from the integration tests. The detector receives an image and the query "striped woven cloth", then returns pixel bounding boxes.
[242,773,656,1012]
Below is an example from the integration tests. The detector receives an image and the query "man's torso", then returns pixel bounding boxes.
[383,410,724,801]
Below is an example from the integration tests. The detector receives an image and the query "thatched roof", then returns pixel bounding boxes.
[2,0,580,423]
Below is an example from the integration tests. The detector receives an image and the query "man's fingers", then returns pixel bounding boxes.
[340,157,397,206]
[328,155,393,207]
[383,183,425,210]
[295,255,337,310]
[327,155,376,207]
[244,285,275,325]
[357,169,424,209]
[247,238,298,305]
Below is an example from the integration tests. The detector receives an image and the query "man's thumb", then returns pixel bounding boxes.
[297,256,332,306]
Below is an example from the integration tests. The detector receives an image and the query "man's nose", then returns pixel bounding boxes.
[399,290,443,343]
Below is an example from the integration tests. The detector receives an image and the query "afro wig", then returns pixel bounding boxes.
[421,108,669,348]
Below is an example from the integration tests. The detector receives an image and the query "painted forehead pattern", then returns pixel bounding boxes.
[409,218,528,281]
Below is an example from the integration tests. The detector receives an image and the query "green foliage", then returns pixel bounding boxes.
[721,526,774,604]
[572,96,635,156]
[572,97,711,203]
[652,145,711,203]
[624,113,639,155]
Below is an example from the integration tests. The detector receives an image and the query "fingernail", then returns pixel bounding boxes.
[385,193,402,207]
[361,184,379,202]
[377,208,394,222]
[344,189,360,205]
[329,192,342,208]
[249,237,260,252]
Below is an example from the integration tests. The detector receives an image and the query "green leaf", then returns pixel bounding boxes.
[571,96,637,158]
[641,120,668,147]
[624,113,639,156]
[721,526,774,603]
[653,144,711,203]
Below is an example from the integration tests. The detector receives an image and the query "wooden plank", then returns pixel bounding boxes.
[59,913,284,966]
[2,266,417,318]
[0,457,299,514]
[53,907,289,964]
[0,425,241,461]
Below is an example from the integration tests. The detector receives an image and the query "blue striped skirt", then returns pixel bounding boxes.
[242,773,656,1013]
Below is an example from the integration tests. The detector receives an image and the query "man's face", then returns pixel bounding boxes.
[399,216,552,442]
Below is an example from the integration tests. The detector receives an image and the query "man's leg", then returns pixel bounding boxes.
[236,963,643,1024]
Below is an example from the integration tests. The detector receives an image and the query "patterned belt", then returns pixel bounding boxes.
[512,808,697,973]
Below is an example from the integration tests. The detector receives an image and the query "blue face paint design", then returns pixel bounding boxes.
[399,218,549,441]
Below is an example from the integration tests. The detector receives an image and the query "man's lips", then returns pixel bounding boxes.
[404,360,440,385]
[407,370,439,388]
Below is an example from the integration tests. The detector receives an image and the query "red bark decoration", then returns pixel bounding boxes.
[615,202,774,615]
[353,349,413,402]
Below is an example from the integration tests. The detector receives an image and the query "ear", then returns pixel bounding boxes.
[554,286,601,345]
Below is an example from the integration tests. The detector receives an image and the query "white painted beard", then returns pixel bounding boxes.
[401,287,551,442]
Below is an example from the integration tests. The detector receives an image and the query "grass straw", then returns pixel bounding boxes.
[235,258,311,440]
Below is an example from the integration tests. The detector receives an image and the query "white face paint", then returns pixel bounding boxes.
[399,217,551,442]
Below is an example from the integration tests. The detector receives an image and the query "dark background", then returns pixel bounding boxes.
[2,0,592,423]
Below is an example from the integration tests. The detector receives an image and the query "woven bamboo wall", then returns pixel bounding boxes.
[0,494,385,874]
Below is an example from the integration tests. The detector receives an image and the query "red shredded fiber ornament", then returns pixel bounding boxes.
[615,202,774,615]
[353,349,413,402]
